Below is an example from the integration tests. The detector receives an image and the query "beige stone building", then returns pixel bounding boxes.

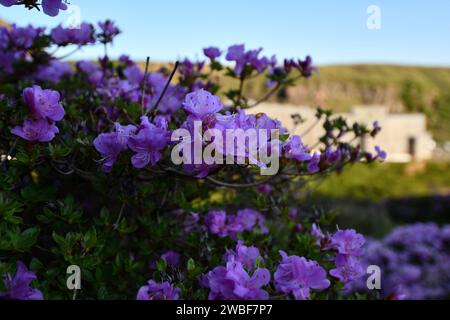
[250,103,436,162]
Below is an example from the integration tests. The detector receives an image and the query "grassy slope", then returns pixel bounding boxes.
[145,63,450,141]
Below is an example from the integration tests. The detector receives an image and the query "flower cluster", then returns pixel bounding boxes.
[274,251,330,300]
[348,223,450,299]
[204,209,268,239]
[200,242,271,300]
[311,225,366,287]
[11,86,64,142]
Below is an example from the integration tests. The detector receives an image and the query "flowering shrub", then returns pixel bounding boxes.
[347,223,450,300]
[0,20,387,300]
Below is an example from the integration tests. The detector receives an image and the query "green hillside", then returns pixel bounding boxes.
[224,64,450,142]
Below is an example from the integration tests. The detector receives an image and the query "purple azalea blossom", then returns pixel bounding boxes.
[23,85,65,122]
[203,47,221,60]
[311,223,325,239]
[330,229,365,256]
[201,260,270,300]
[283,135,311,162]
[7,24,45,49]
[321,147,341,165]
[11,118,59,142]
[93,122,137,172]
[274,251,330,300]
[0,261,43,300]
[374,146,387,161]
[51,23,95,45]
[98,20,121,43]
[223,241,261,270]
[0,0,17,7]
[205,209,267,238]
[330,254,365,284]
[225,44,271,75]
[205,210,228,237]
[136,280,180,300]
[127,116,169,168]
[33,60,72,83]
[256,183,272,194]
[42,0,67,17]
[182,89,223,120]
[298,55,316,78]
[161,251,181,267]
[288,208,298,219]
[307,152,320,173]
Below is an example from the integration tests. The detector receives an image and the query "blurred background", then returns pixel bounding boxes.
[1,0,450,238]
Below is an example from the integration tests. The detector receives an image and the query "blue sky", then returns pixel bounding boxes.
[1,0,450,66]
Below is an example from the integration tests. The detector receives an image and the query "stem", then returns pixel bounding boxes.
[56,46,82,60]
[300,118,320,137]
[140,56,150,115]
[146,61,179,117]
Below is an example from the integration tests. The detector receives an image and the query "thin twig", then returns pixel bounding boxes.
[141,56,150,114]
[113,202,126,230]
[146,61,179,117]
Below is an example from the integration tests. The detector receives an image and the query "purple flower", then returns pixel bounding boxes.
[42,0,67,17]
[128,116,169,168]
[311,223,325,239]
[23,86,65,122]
[330,229,365,256]
[8,24,45,49]
[0,261,43,300]
[201,260,270,300]
[256,183,272,194]
[274,251,330,300]
[183,212,200,232]
[0,0,18,7]
[11,118,59,142]
[321,147,341,165]
[330,254,365,284]
[225,44,271,75]
[203,47,221,60]
[298,55,316,78]
[51,24,95,45]
[98,20,121,43]
[283,135,311,162]
[161,251,181,267]
[33,60,72,83]
[205,209,268,238]
[307,152,320,173]
[374,146,387,161]
[224,241,261,270]
[205,210,228,237]
[288,208,298,219]
[182,89,223,120]
[225,44,246,75]
[93,122,137,172]
[136,280,180,300]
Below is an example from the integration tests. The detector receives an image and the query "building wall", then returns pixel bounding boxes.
[250,103,436,162]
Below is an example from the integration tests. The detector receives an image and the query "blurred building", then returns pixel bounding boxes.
[250,104,436,162]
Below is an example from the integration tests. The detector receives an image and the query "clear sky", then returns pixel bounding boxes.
[1,0,450,66]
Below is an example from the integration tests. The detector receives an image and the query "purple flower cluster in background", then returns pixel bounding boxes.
[11,86,64,142]
[205,208,268,239]
[347,223,450,299]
